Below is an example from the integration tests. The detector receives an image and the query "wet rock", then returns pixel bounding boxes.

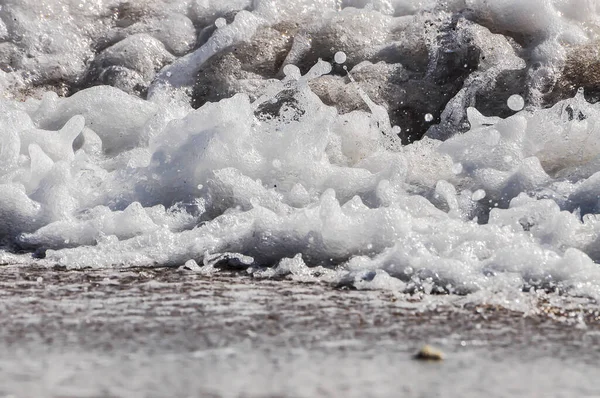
[188,0,253,28]
[547,41,600,104]
[192,53,264,107]
[192,24,296,108]
[288,8,392,74]
[375,17,431,74]
[119,13,197,56]
[109,2,154,29]
[427,19,526,141]
[191,10,485,143]
[93,66,147,96]
[473,68,529,117]
[308,61,458,143]
[2,0,572,147]
[80,33,175,95]
[307,12,482,143]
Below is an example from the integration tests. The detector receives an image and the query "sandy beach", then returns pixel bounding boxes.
[0,264,599,397]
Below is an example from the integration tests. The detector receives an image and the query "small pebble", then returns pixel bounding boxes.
[414,345,444,361]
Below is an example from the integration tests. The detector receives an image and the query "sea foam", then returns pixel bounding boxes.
[1,0,600,299]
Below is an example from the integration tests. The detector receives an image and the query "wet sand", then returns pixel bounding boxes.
[0,264,599,397]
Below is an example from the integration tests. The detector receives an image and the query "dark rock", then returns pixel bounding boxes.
[192,24,296,108]
[427,19,527,141]
[109,2,154,29]
[191,10,486,143]
[188,0,253,29]
[547,42,600,104]
[474,68,529,118]
[289,8,392,74]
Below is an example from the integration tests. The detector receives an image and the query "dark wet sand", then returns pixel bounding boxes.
[1,264,599,397]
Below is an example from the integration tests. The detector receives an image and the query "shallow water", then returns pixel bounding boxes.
[0,266,599,397]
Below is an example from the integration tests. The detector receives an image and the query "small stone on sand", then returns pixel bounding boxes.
[414,345,444,361]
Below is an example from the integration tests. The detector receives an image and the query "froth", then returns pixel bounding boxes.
[1,0,600,302]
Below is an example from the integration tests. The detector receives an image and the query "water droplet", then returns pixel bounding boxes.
[452,163,463,174]
[334,51,347,64]
[471,189,486,201]
[424,113,433,122]
[215,18,226,29]
[507,94,524,111]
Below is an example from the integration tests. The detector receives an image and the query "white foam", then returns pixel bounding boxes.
[3,77,593,299]
[0,0,600,302]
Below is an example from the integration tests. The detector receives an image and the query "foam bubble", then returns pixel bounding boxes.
[424,113,434,122]
[471,189,486,201]
[283,64,301,80]
[215,18,227,28]
[452,163,463,175]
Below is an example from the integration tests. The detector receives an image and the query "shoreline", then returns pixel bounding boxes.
[1,264,599,396]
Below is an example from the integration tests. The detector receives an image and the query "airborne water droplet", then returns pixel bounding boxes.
[471,189,486,201]
[334,51,347,64]
[507,94,525,111]
[452,163,463,175]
